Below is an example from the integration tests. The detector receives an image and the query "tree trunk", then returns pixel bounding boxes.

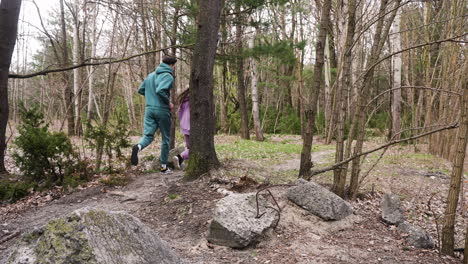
[298,0,331,177]
[332,0,356,197]
[0,0,22,174]
[441,88,468,256]
[390,8,401,140]
[235,4,249,140]
[60,0,75,136]
[185,0,223,180]
[169,7,180,150]
[87,2,98,121]
[464,224,468,264]
[72,0,82,135]
[249,34,264,141]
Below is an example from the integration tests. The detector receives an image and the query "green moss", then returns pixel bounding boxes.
[184,152,211,181]
[34,217,97,264]
[167,194,181,200]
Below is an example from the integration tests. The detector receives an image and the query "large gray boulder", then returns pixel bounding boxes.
[7,207,182,264]
[398,221,434,249]
[286,180,353,221]
[207,193,279,248]
[380,193,405,225]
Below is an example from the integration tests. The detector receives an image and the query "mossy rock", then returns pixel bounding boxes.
[7,207,183,264]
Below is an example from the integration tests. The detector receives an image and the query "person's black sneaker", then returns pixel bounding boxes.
[131,145,139,165]
[172,154,183,169]
[160,166,173,174]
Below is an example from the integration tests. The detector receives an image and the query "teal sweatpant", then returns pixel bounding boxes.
[137,107,171,164]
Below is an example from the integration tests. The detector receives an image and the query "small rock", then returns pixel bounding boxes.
[380,193,405,225]
[397,221,434,249]
[207,193,278,248]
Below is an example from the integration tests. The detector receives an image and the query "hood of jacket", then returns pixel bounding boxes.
[155,63,174,76]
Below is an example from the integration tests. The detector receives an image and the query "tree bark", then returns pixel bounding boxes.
[0,0,22,174]
[464,224,468,263]
[298,0,331,177]
[441,88,468,256]
[185,0,223,180]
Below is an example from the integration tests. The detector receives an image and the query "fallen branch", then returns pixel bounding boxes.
[308,122,459,177]
[0,230,21,245]
[8,44,193,79]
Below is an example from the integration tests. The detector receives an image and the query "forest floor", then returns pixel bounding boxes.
[0,134,467,264]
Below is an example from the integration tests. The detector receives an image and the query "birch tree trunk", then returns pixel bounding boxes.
[249,34,264,141]
[390,8,401,140]
[0,0,22,174]
[299,0,331,177]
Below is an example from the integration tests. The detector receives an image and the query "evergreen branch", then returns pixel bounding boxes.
[8,44,193,79]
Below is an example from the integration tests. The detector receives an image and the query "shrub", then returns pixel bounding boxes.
[13,104,79,186]
[84,112,131,169]
[0,179,35,202]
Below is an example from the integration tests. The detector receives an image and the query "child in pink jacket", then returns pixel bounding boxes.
[173,89,189,169]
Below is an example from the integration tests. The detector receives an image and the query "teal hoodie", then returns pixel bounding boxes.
[138,63,174,111]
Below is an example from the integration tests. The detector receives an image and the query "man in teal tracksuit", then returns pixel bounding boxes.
[131,57,177,174]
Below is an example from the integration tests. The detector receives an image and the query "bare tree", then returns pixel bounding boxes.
[0,0,22,174]
[60,0,75,135]
[298,0,331,177]
[332,0,357,197]
[390,7,402,140]
[441,87,468,255]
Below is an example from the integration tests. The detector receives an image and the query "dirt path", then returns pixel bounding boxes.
[0,148,464,263]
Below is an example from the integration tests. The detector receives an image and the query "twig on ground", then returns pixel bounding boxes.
[0,230,21,245]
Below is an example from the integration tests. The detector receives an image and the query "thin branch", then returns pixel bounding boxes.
[8,44,193,79]
[308,123,459,177]
[366,86,462,109]
[362,33,468,81]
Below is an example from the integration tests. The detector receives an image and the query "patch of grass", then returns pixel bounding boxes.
[216,139,333,161]
[382,152,450,172]
[164,194,182,203]
[269,169,299,184]
[167,193,180,200]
